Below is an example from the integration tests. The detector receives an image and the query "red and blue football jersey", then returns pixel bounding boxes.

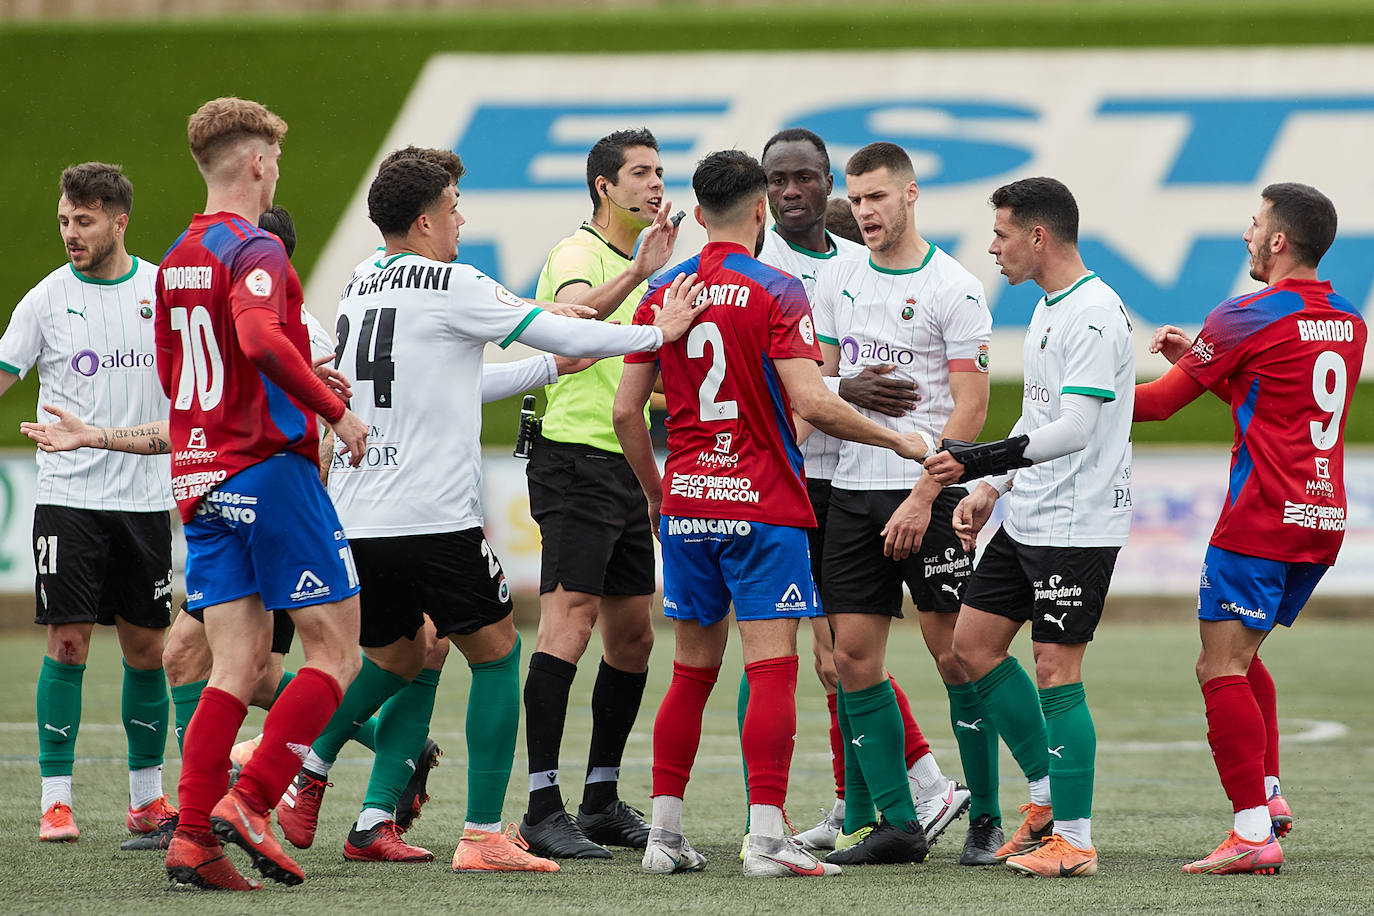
[1177,278,1365,565]
[155,213,320,521]
[628,241,822,528]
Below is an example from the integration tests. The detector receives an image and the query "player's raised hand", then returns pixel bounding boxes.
[951,484,998,553]
[842,364,920,417]
[313,353,352,401]
[20,404,97,452]
[634,198,679,279]
[330,408,369,467]
[1149,324,1193,364]
[651,272,708,342]
[880,491,932,560]
[923,448,965,486]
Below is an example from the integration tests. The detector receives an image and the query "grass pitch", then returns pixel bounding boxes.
[0,616,1371,913]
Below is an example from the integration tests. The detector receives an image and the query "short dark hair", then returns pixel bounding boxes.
[59,162,133,215]
[258,205,296,258]
[692,150,767,220]
[825,197,862,245]
[989,177,1080,245]
[761,128,830,172]
[586,128,658,208]
[368,159,452,238]
[1261,182,1337,267]
[378,145,465,184]
[845,142,914,181]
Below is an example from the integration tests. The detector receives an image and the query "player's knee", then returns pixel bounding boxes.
[422,636,451,669]
[46,626,91,666]
[931,648,967,684]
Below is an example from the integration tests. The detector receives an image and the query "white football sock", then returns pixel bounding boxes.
[129,765,163,809]
[303,750,333,777]
[907,752,949,803]
[1234,805,1271,843]
[355,806,392,831]
[1028,776,1051,807]
[652,795,683,834]
[1264,775,1281,798]
[1055,817,1091,849]
[749,804,784,838]
[41,775,72,812]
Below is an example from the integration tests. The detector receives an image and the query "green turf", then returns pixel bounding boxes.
[3,4,1374,447]
[1,618,1372,913]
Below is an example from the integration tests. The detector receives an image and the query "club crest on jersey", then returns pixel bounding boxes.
[245,268,272,298]
[977,344,990,372]
[493,284,523,308]
[139,299,153,319]
[901,303,915,320]
[1040,326,1051,350]
[798,314,815,346]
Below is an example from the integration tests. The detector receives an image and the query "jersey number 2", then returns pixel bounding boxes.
[169,306,225,411]
[687,322,738,421]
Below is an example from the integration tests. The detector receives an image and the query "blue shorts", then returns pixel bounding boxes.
[1196,544,1327,632]
[185,452,360,613]
[659,515,821,626]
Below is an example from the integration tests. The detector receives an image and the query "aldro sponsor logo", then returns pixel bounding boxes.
[1282,501,1345,531]
[840,336,917,367]
[669,472,760,503]
[666,518,754,537]
[70,348,156,377]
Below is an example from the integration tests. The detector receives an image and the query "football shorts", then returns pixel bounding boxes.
[1196,544,1327,632]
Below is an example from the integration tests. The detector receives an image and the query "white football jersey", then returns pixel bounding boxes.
[0,259,172,511]
[327,253,658,538]
[1003,273,1134,547]
[813,245,991,489]
[758,226,864,481]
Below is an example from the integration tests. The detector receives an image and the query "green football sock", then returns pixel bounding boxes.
[1040,682,1095,821]
[974,657,1049,782]
[311,655,407,766]
[122,661,169,770]
[352,715,378,752]
[841,680,916,827]
[170,679,207,754]
[834,685,876,833]
[464,636,521,825]
[947,681,1000,825]
[736,671,751,830]
[360,667,441,816]
[273,670,295,701]
[37,656,84,778]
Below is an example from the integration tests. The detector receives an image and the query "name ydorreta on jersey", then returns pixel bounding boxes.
[161,266,214,290]
[340,263,453,299]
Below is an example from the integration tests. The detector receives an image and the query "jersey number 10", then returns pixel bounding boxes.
[170,306,225,411]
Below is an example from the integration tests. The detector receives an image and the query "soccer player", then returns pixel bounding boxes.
[613,149,934,878]
[157,97,370,892]
[1133,183,1364,876]
[808,142,990,866]
[925,176,1135,878]
[316,156,704,873]
[0,163,175,844]
[753,129,949,858]
[519,128,680,859]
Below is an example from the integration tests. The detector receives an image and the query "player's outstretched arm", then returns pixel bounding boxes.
[612,360,664,539]
[774,357,932,459]
[21,405,170,454]
[1133,362,1210,422]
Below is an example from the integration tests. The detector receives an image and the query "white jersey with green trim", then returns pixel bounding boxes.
[327,252,661,539]
[1003,273,1134,547]
[812,245,990,490]
[759,226,864,481]
[0,259,171,511]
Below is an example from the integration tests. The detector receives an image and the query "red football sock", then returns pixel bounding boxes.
[1247,656,1280,780]
[826,691,845,799]
[742,656,800,809]
[891,675,931,767]
[234,667,342,815]
[176,686,247,836]
[1202,675,1267,812]
[652,662,719,799]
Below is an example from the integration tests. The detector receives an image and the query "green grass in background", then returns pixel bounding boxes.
[0,619,1371,913]
[2,2,1372,447]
